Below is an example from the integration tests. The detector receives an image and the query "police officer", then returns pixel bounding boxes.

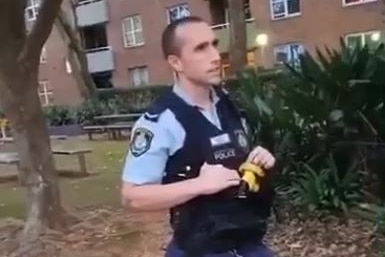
[121,16,276,257]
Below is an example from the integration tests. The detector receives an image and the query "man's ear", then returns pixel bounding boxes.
[167,55,183,73]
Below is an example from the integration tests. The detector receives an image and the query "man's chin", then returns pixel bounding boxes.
[207,76,222,86]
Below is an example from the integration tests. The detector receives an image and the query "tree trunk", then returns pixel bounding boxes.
[228,0,247,76]
[55,3,97,98]
[0,0,68,255]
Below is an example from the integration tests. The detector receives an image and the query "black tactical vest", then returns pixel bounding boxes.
[145,87,274,256]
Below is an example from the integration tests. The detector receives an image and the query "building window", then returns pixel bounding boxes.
[274,43,304,64]
[25,0,40,21]
[345,31,382,49]
[343,0,377,6]
[65,59,72,74]
[40,45,47,63]
[128,66,149,87]
[167,4,190,23]
[270,0,300,20]
[81,24,108,51]
[210,0,252,26]
[38,80,53,106]
[122,15,144,48]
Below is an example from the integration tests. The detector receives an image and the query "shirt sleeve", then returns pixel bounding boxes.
[121,110,183,185]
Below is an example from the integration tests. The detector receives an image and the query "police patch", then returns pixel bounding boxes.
[234,129,249,152]
[130,128,154,157]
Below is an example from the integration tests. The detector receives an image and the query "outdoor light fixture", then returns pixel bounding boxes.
[371,32,381,42]
[256,33,268,46]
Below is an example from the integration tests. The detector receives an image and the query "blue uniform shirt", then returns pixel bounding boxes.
[121,84,223,185]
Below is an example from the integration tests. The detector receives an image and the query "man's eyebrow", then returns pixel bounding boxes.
[193,38,219,51]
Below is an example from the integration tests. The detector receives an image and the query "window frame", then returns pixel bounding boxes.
[128,66,149,87]
[25,0,40,21]
[122,14,145,48]
[344,30,382,49]
[342,0,378,7]
[38,80,53,106]
[270,0,301,20]
[273,42,304,64]
[40,45,47,63]
[166,3,191,24]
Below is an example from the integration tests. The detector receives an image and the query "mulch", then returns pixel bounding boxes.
[0,206,383,257]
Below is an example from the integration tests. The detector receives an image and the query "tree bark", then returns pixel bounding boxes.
[0,0,67,254]
[228,0,247,76]
[55,2,97,98]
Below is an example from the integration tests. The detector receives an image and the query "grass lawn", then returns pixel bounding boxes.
[0,136,130,219]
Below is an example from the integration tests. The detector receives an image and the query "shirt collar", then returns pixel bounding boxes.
[172,83,220,108]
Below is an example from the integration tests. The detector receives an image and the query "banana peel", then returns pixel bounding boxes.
[238,162,265,195]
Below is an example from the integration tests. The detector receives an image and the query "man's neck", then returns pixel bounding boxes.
[177,78,212,109]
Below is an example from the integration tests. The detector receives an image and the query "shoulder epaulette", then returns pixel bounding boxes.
[142,90,173,122]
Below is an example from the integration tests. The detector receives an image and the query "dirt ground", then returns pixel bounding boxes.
[0,206,383,257]
[0,137,383,257]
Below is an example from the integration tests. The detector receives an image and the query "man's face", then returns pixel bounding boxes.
[169,22,222,86]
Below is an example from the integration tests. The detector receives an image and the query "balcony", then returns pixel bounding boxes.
[75,0,108,27]
[211,19,259,54]
[85,47,114,73]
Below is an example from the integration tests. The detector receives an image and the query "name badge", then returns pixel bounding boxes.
[210,133,231,147]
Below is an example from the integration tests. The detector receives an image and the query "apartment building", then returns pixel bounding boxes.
[252,0,384,67]
[28,0,384,106]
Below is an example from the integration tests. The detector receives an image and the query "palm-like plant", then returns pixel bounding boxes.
[283,39,385,143]
[231,39,385,210]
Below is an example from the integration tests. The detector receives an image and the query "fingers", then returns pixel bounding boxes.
[227,177,241,187]
[248,146,276,169]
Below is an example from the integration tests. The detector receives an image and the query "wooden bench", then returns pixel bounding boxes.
[0,135,68,143]
[52,148,92,175]
[0,153,20,165]
[82,122,134,140]
[82,125,108,140]
[0,148,92,176]
[105,122,134,140]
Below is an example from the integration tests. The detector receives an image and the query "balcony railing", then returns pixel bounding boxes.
[75,0,108,27]
[85,46,114,73]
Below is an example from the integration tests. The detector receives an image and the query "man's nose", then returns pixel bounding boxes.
[210,46,221,63]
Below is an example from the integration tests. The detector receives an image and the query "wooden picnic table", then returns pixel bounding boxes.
[82,121,135,140]
[94,113,142,120]
[0,148,92,176]
[0,135,68,143]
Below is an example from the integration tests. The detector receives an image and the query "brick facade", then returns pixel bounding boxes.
[251,0,383,67]
[34,0,384,106]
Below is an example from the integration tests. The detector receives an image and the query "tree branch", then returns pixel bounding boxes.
[18,0,64,64]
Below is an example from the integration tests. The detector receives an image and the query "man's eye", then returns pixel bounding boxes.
[196,43,207,51]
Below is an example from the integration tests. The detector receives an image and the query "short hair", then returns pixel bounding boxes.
[161,16,206,59]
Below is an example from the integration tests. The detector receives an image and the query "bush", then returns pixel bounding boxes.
[43,84,172,126]
[44,105,77,126]
[288,154,365,213]
[96,84,172,112]
[232,41,385,213]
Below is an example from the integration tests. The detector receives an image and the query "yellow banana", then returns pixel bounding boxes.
[242,170,256,189]
[238,162,265,194]
[239,162,265,177]
[250,182,260,192]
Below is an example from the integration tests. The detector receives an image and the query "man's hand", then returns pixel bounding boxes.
[194,163,240,195]
[247,146,275,170]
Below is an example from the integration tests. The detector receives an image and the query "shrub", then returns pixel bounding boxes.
[232,41,385,213]
[44,105,77,126]
[288,154,365,213]
[43,84,172,126]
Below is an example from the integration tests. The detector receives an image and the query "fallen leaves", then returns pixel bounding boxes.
[265,215,382,257]
[0,206,383,257]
